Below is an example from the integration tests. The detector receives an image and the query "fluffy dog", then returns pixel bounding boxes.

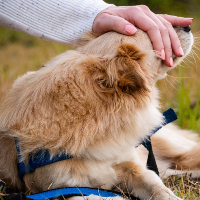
[0,26,199,200]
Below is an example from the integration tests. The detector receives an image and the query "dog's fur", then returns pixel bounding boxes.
[0,27,199,199]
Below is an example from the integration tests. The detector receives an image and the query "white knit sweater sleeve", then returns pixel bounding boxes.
[0,0,112,47]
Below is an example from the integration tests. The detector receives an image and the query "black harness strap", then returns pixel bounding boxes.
[147,139,159,175]
[142,108,177,175]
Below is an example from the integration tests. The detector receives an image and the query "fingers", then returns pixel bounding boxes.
[93,13,137,35]
[92,5,193,67]
[127,5,188,67]
[126,6,172,65]
[159,14,193,27]
[157,15,184,66]
[138,7,183,67]
[131,6,171,66]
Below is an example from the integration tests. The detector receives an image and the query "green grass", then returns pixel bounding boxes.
[157,42,200,133]
[164,173,200,199]
[0,27,72,103]
[0,25,200,199]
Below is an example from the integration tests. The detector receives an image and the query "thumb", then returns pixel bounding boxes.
[93,13,137,35]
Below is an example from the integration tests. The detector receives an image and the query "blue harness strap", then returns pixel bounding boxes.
[26,187,137,200]
[14,108,177,200]
[141,108,177,151]
[15,108,177,179]
[15,141,73,179]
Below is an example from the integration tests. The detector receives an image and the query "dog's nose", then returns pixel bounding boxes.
[182,26,191,32]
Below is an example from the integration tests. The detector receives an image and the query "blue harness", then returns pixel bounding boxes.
[26,187,132,200]
[15,108,177,200]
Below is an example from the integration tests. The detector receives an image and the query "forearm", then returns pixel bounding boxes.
[0,0,112,47]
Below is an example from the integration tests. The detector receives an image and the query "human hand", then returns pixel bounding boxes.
[92,5,193,67]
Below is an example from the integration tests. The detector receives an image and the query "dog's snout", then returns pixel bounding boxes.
[182,26,191,32]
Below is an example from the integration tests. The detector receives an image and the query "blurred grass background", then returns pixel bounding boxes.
[0,0,200,133]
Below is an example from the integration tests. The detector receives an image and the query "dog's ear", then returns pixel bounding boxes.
[86,43,152,102]
[114,43,151,95]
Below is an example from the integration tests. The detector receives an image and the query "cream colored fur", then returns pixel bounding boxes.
[0,27,198,200]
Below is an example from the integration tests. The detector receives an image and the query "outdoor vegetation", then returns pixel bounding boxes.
[0,0,200,199]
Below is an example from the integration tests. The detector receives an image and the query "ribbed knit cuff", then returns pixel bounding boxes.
[0,0,113,47]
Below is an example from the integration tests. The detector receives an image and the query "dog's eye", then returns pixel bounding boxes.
[98,79,112,88]
[102,80,107,87]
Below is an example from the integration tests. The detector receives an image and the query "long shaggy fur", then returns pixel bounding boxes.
[0,28,198,200]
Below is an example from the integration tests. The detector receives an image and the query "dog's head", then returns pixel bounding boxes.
[75,27,193,106]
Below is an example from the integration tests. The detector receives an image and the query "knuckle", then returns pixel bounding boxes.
[113,18,119,27]
[162,14,168,18]
[97,13,108,22]
[164,21,173,28]
[150,23,159,31]
[166,47,173,53]
[138,5,150,11]
[160,27,168,34]
[93,17,102,29]
[159,14,168,19]
[131,6,142,13]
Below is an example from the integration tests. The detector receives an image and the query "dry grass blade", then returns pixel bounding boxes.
[163,173,200,199]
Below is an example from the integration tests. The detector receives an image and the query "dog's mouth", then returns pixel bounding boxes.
[171,26,194,64]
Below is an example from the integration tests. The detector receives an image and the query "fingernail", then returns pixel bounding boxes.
[169,57,173,67]
[185,18,193,23]
[179,46,184,56]
[125,25,137,34]
[161,49,165,60]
